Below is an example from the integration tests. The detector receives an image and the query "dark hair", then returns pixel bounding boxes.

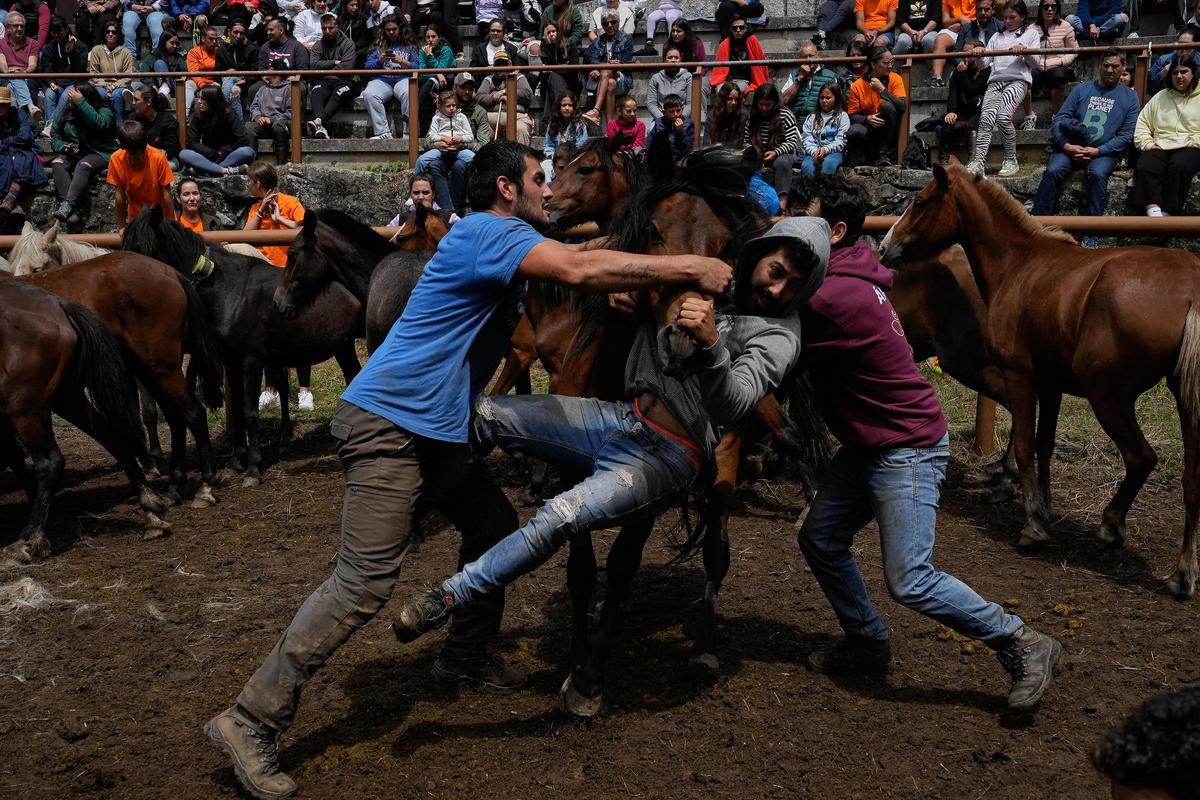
[48,13,68,33]
[1169,53,1200,93]
[247,160,279,189]
[867,45,891,71]
[464,139,542,211]
[547,89,581,137]
[709,82,744,145]
[662,93,684,110]
[437,87,457,106]
[1182,23,1200,39]
[663,44,683,60]
[74,79,104,109]
[195,83,234,132]
[663,18,697,61]
[808,81,844,128]
[1091,687,1200,799]
[409,171,434,191]
[746,83,784,153]
[813,174,867,247]
[177,176,201,197]
[134,84,166,112]
[152,30,181,62]
[1101,46,1125,63]
[117,119,148,151]
[1006,0,1030,31]
[844,38,867,76]
[552,140,578,163]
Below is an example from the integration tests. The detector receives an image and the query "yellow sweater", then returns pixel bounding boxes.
[1134,84,1200,151]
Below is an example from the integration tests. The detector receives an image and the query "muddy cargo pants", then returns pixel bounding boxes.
[237,401,516,732]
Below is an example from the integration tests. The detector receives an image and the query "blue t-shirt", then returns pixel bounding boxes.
[341,212,544,442]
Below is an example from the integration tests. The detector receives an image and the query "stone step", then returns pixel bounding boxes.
[913,128,1053,167]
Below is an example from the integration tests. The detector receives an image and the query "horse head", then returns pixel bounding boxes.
[273,209,325,320]
[8,220,49,276]
[880,163,972,267]
[390,203,450,251]
[548,138,641,232]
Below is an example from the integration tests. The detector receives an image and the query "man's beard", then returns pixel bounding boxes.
[514,192,550,232]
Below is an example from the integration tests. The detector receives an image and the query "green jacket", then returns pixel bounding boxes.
[420,97,493,153]
[785,66,838,121]
[539,5,587,50]
[50,97,117,159]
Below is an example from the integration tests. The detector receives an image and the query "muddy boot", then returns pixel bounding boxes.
[996,626,1062,711]
[392,585,455,643]
[807,632,893,674]
[431,652,528,693]
[204,705,296,800]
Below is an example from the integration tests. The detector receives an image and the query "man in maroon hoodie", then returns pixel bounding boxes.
[751,174,1061,712]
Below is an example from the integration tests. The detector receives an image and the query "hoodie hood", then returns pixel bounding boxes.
[735,216,831,316]
[828,239,894,292]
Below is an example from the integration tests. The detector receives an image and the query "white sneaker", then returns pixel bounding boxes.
[370,132,393,140]
[965,160,985,175]
[1147,205,1165,217]
[998,158,1020,177]
[297,388,315,412]
[258,389,280,410]
[1020,113,1037,131]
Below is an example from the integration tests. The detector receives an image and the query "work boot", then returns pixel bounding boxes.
[53,199,74,222]
[204,705,297,800]
[807,632,893,674]
[996,625,1062,711]
[432,652,528,693]
[392,585,455,643]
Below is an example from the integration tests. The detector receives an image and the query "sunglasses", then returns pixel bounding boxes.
[105,28,118,34]
[730,24,747,30]
[602,19,618,25]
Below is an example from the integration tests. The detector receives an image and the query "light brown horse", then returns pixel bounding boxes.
[547,136,645,233]
[389,203,452,250]
[882,163,1200,598]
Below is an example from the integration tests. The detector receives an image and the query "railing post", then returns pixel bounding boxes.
[1135,47,1150,105]
[290,75,303,165]
[691,67,703,148]
[972,396,997,456]
[505,71,517,141]
[175,78,188,152]
[408,71,420,168]
[898,59,912,160]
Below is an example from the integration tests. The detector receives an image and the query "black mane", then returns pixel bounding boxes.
[311,208,399,261]
[122,207,206,271]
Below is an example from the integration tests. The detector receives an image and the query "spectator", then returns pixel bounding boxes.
[953,0,1001,52]
[108,118,174,233]
[647,44,692,121]
[9,0,48,50]
[307,11,358,139]
[815,0,855,50]
[646,92,693,157]
[244,159,303,266]
[37,16,86,134]
[76,0,120,50]
[413,87,474,213]
[470,18,521,66]
[185,25,221,114]
[549,139,577,182]
[664,18,706,65]
[541,88,587,175]
[388,171,460,230]
[139,30,185,98]
[337,0,372,66]
[710,15,769,96]
[1120,63,1133,87]
[855,0,898,49]
[836,38,868,97]
[965,0,1039,177]
[530,20,582,128]
[638,0,683,56]
[1132,55,1200,216]
[587,0,634,41]
[121,0,166,58]
[1066,0,1128,41]
[477,51,533,145]
[606,95,645,153]
[363,15,416,139]
[936,38,988,162]
[580,9,633,126]
[1150,26,1200,95]
[216,21,257,121]
[258,16,310,71]
[87,22,134,123]
[277,0,306,21]
[801,83,849,175]
[782,39,837,122]
[539,0,587,52]
[416,23,455,135]
[177,177,218,231]
[209,0,257,27]
[364,0,394,34]
[1027,0,1078,122]
[403,0,462,54]
[170,0,209,38]
[708,81,745,145]
[1091,687,1200,800]
[0,11,42,127]
[847,45,906,165]
[927,0,974,87]
[1032,48,1137,236]
[894,0,941,57]
[250,61,292,164]
[717,0,765,41]
[0,85,45,212]
[247,0,277,44]
[293,0,331,46]
[744,82,801,211]
[179,84,255,175]
[49,80,116,226]
[129,83,179,162]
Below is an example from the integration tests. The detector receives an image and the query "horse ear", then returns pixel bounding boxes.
[21,220,34,236]
[302,209,317,238]
[605,133,624,156]
[150,204,164,226]
[45,221,59,243]
[932,162,950,192]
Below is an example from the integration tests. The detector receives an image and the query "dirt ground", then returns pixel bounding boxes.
[1,383,1198,800]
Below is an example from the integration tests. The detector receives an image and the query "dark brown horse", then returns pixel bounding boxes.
[0,281,170,561]
[882,163,1200,597]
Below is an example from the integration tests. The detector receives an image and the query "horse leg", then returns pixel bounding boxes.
[263,365,293,449]
[242,360,265,487]
[334,341,361,385]
[1087,394,1157,549]
[691,432,740,673]
[2,412,63,562]
[565,532,598,680]
[181,362,218,508]
[0,417,35,502]
[1168,378,1199,598]
[565,517,656,719]
[987,429,1021,503]
[224,355,248,475]
[1034,389,1062,520]
[138,383,164,478]
[1004,376,1051,548]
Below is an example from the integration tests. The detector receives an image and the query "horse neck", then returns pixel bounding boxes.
[326,228,394,302]
[951,187,1027,304]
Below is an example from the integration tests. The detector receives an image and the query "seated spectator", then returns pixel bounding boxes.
[946,0,1001,80]
[816,0,855,51]
[936,38,988,162]
[1132,55,1200,216]
[477,51,533,146]
[638,0,683,55]
[250,60,292,164]
[170,0,209,38]
[1026,0,1077,123]
[307,11,359,139]
[416,23,455,135]
[470,18,522,66]
[185,25,221,115]
[107,119,174,233]
[0,12,42,127]
[293,0,333,47]
[927,0,974,87]
[363,16,417,139]
[88,23,134,123]
[530,20,582,128]
[364,0,394,34]
[1032,48,1137,237]
[413,88,475,213]
[782,39,837,123]
[337,0,372,67]
[588,0,634,41]
[664,18,706,65]
[244,159,304,265]
[37,16,85,135]
[1120,63,1133,87]
[49,80,116,226]
[835,38,867,97]
[847,45,906,165]
[707,81,745,145]
[581,9,634,126]
[539,0,587,52]
[247,1,278,45]
[9,0,48,50]
[277,0,306,21]
[121,0,166,58]
[710,16,769,97]
[965,0,1039,177]
[179,84,255,176]
[76,0,120,50]
[1150,26,1200,95]
[801,83,849,175]
[216,21,257,121]
[388,171,460,230]
[646,92,694,157]
[606,95,645,153]
[1091,687,1200,800]
[407,0,461,54]
[744,83,800,210]
[129,84,179,163]
[139,30,185,98]
[854,0,898,49]
[0,85,45,212]
[210,0,257,28]
[1066,0,1128,41]
[647,45,692,122]
[541,89,587,176]
[894,0,941,56]
[258,16,310,71]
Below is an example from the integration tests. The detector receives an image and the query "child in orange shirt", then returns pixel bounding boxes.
[107,119,175,235]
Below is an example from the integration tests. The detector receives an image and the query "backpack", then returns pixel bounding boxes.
[902,136,932,170]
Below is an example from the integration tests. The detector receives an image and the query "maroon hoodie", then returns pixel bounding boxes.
[796,240,947,450]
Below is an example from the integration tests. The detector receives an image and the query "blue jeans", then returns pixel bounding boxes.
[0,79,32,110]
[178,145,257,176]
[221,76,246,123]
[442,395,699,606]
[96,85,130,124]
[798,434,1023,646]
[1030,150,1117,216]
[123,9,165,56]
[414,147,476,212]
[42,85,68,126]
[801,151,844,175]
[1066,12,1128,37]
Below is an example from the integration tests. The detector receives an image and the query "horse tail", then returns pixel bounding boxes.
[62,300,143,448]
[176,274,224,410]
[782,373,835,498]
[1176,306,1200,426]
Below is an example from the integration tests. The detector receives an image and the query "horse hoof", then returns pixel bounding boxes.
[559,675,602,719]
[1097,523,1126,547]
[166,488,184,507]
[218,467,241,483]
[142,511,172,540]
[2,541,34,563]
[139,487,170,514]
[1165,570,1196,599]
[1017,523,1050,549]
[191,485,217,510]
[688,652,721,678]
[241,475,262,489]
[144,465,164,482]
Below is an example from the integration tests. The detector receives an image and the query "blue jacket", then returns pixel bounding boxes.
[170,0,209,16]
[1049,80,1140,156]
[1074,0,1124,27]
[584,30,633,67]
[647,116,694,157]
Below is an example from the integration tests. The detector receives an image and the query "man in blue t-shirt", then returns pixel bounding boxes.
[1031,48,1139,246]
[204,140,734,800]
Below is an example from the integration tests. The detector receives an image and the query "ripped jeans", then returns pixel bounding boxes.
[442,395,699,606]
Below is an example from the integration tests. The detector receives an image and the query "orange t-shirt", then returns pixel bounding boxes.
[855,0,898,30]
[944,0,975,21]
[247,193,305,267]
[186,46,217,89]
[106,147,175,223]
[180,214,205,233]
[848,72,907,116]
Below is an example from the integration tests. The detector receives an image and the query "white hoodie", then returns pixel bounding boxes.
[984,25,1041,84]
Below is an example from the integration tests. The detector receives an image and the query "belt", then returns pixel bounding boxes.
[633,392,702,467]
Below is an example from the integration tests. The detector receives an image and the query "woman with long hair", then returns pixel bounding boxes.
[967,0,1040,176]
[744,83,801,210]
[337,0,372,66]
[538,0,586,51]
[363,15,418,139]
[49,79,115,225]
[416,22,456,135]
[1132,55,1200,216]
[530,20,582,126]
[179,83,255,176]
[708,82,745,145]
[1026,1,1077,121]
[139,30,186,95]
[542,89,588,177]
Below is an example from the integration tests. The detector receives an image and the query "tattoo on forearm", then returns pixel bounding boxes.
[620,262,658,281]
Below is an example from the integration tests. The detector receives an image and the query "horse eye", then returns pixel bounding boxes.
[576,166,595,176]
[913,197,927,209]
